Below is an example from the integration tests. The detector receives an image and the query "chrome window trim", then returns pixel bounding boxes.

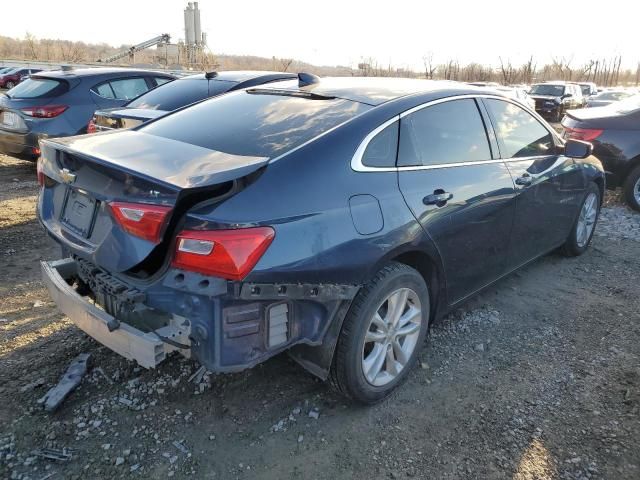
[350,93,559,173]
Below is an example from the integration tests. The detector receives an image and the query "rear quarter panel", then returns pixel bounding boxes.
[181,108,440,287]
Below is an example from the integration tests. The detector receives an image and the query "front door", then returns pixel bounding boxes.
[397,98,516,304]
[482,98,586,269]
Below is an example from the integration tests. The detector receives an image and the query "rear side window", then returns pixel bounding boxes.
[6,78,67,99]
[94,83,115,99]
[127,78,212,111]
[109,77,149,100]
[141,90,371,158]
[485,99,554,158]
[153,76,172,87]
[362,121,399,168]
[398,99,491,167]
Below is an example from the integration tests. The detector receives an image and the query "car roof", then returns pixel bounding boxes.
[178,70,297,82]
[253,77,486,106]
[34,67,174,79]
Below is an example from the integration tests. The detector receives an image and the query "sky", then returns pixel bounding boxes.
[1,0,638,70]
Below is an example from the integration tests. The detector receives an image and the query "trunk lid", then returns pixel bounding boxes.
[94,108,168,131]
[38,130,269,273]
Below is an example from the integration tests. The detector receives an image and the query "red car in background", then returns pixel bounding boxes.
[0,68,42,89]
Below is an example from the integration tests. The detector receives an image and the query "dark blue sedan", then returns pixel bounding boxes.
[37,76,604,403]
[0,67,175,158]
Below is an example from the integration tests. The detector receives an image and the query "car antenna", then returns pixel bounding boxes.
[298,72,320,87]
[205,71,218,79]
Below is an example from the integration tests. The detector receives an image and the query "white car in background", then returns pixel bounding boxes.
[495,86,536,110]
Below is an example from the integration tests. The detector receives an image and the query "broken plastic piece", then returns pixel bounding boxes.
[40,353,90,412]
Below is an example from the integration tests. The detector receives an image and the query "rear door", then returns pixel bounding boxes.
[482,98,585,269]
[397,98,516,304]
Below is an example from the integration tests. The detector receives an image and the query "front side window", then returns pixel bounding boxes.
[398,99,491,167]
[109,77,150,100]
[485,99,554,158]
[362,121,399,168]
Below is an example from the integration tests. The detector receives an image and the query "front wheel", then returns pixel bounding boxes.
[623,165,640,212]
[5,81,15,89]
[331,262,429,404]
[562,182,601,256]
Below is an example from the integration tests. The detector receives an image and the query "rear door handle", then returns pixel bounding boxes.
[423,191,453,206]
[515,173,532,186]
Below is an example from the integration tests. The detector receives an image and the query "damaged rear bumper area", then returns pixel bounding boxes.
[42,258,359,377]
[42,259,188,368]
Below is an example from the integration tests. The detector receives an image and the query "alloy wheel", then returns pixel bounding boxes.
[576,192,598,247]
[361,287,422,387]
[634,177,640,205]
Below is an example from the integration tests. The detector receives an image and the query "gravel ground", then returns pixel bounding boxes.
[0,153,638,480]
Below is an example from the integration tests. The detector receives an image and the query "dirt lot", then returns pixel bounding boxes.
[1,153,639,480]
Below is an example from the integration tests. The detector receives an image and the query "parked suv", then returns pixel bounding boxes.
[0,68,43,89]
[90,70,297,132]
[37,76,603,403]
[0,67,175,158]
[529,82,584,121]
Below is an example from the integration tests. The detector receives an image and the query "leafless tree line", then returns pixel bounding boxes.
[2,34,638,86]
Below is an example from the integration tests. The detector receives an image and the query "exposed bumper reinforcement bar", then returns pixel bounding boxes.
[41,259,180,369]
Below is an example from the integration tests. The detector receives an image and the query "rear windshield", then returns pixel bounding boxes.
[140,90,370,158]
[127,78,233,111]
[7,78,67,98]
[614,96,640,114]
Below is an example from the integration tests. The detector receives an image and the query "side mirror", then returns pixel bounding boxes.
[564,139,592,159]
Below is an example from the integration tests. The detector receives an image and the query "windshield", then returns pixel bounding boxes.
[141,89,371,158]
[530,84,565,96]
[1,68,18,76]
[7,78,67,98]
[127,78,233,111]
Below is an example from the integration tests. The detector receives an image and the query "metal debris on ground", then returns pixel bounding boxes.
[39,353,90,412]
[34,447,73,462]
[172,440,189,454]
[188,365,207,384]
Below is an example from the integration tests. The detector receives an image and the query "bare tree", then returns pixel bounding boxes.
[422,53,437,79]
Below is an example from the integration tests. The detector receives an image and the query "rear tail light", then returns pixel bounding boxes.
[108,202,172,243]
[87,118,97,133]
[564,127,603,142]
[172,227,275,281]
[20,105,68,118]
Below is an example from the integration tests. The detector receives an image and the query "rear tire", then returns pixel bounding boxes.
[623,165,640,212]
[562,182,601,257]
[330,262,430,404]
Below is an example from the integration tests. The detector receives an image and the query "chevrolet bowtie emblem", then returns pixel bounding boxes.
[59,168,76,184]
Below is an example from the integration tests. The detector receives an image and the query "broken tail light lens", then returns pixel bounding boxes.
[172,227,275,281]
[20,105,68,118]
[108,202,172,243]
[564,127,603,142]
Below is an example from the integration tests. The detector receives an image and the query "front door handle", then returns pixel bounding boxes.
[515,173,532,186]
[423,190,453,206]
